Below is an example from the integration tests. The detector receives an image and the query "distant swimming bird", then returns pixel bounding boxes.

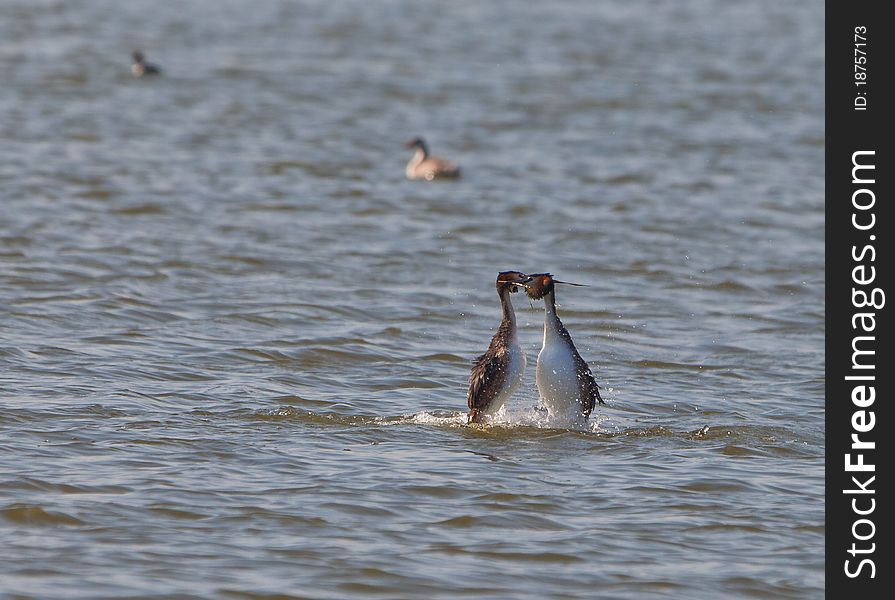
[467,271,531,424]
[525,273,604,422]
[131,51,161,77]
[405,138,460,180]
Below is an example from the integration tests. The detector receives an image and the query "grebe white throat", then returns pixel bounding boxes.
[536,295,586,423]
[405,148,427,179]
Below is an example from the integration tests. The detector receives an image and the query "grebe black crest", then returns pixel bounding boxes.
[467,271,531,424]
[405,137,461,181]
[525,273,604,421]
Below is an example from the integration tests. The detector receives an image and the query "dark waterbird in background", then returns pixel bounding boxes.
[467,271,531,424]
[131,51,161,77]
[404,137,461,180]
[524,273,604,422]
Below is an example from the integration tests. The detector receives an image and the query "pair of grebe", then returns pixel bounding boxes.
[467,272,604,424]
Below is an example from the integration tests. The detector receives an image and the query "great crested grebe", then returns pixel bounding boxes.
[405,137,461,181]
[131,51,161,77]
[467,271,531,424]
[525,273,604,422]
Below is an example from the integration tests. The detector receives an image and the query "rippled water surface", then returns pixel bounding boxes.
[1,1,824,598]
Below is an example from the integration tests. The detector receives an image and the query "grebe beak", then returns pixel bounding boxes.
[497,273,532,292]
[553,279,588,287]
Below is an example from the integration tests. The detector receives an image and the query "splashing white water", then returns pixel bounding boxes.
[392,404,615,433]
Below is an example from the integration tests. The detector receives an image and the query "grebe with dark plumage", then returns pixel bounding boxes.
[467,271,531,424]
[131,51,161,77]
[525,273,604,422]
[405,137,460,181]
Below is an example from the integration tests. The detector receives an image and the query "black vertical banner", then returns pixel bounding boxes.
[826,1,892,597]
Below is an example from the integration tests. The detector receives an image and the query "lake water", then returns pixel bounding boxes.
[0,1,825,598]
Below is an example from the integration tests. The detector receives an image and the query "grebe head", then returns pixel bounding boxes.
[405,137,428,152]
[496,271,531,294]
[133,51,145,63]
[525,273,554,299]
[525,273,587,300]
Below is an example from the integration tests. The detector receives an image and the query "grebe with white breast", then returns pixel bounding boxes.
[131,51,161,77]
[405,138,460,181]
[525,273,604,423]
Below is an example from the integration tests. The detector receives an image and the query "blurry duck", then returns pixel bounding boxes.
[131,51,161,77]
[467,271,532,424]
[405,137,460,180]
[525,273,604,422]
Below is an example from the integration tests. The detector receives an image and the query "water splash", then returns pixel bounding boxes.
[377,405,617,434]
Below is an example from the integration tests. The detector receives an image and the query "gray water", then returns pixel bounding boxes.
[0,1,824,598]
